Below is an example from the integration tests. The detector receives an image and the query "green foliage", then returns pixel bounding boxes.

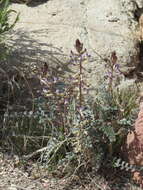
[112,157,143,175]
[37,45,138,173]
[0,40,139,178]
[0,0,19,36]
[0,0,19,61]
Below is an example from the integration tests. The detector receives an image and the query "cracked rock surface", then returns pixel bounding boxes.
[8,0,141,87]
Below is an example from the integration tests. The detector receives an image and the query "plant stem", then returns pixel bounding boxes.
[79,56,82,107]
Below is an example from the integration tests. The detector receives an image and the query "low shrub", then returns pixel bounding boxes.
[0,39,139,178]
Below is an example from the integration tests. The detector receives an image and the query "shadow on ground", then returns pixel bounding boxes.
[7,29,73,72]
[0,29,75,114]
[11,0,49,7]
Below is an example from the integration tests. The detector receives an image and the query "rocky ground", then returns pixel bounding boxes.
[0,152,142,190]
[1,0,143,189]
[0,152,107,190]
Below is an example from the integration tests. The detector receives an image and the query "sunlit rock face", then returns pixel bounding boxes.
[8,0,141,92]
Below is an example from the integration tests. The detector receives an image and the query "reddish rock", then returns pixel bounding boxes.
[124,94,143,185]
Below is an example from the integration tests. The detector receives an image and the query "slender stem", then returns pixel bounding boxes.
[79,55,82,107]
[108,64,113,94]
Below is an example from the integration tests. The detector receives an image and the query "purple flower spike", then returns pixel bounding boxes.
[111,51,117,65]
[56,89,60,94]
[86,51,91,58]
[64,99,68,105]
[107,71,112,77]
[53,77,58,83]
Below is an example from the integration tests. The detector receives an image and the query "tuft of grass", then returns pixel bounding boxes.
[0,0,19,36]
